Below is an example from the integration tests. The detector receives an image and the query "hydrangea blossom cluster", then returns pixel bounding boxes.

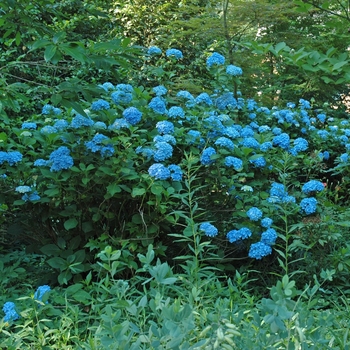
[123,107,142,125]
[156,121,174,134]
[34,285,51,303]
[148,163,182,181]
[42,104,61,115]
[48,146,74,172]
[0,151,23,166]
[148,97,167,114]
[300,197,318,215]
[248,242,272,260]
[199,222,218,237]
[91,99,110,111]
[302,180,324,194]
[206,52,225,68]
[2,301,20,322]
[166,48,183,59]
[21,122,37,130]
[70,114,94,128]
[226,65,243,76]
[148,46,162,55]
[247,207,263,221]
[227,227,252,243]
[85,133,114,157]
[200,147,216,165]
[224,156,243,170]
[268,183,296,204]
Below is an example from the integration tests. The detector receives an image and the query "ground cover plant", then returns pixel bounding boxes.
[2,0,350,348]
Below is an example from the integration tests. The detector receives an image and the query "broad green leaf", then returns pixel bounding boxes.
[44,45,57,62]
[64,218,78,230]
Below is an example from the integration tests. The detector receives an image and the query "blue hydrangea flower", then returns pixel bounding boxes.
[6,151,23,165]
[123,107,142,125]
[153,85,167,96]
[154,142,173,161]
[216,92,237,110]
[154,135,176,145]
[93,121,107,129]
[22,191,41,202]
[53,119,69,131]
[168,164,183,181]
[302,180,324,194]
[49,146,74,172]
[224,127,240,139]
[227,227,252,243]
[224,156,243,170]
[156,121,174,134]
[258,125,270,133]
[195,93,213,105]
[99,82,114,91]
[317,130,329,140]
[91,99,110,111]
[247,99,258,111]
[200,222,218,237]
[206,52,225,68]
[248,242,272,259]
[34,285,51,303]
[136,146,154,159]
[322,151,330,160]
[34,159,49,167]
[339,153,349,162]
[2,301,20,322]
[261,217,273,228]
[116,84,134,93]
[21,122,37,130]
[287,102,296,108]
[148,97,167,115]
[299,98,311,109]
[40,125,58,134]
[268,182,296,204]
[300,197,317,215]
[177,90,194,100]
[250,156,266,168]
[109,118,130,130]
[293,137,308,152]
[215,137,235,150]
[15,185,32,193]
[317,113,326,123]
[111,90,133,105]
[42,104,54,114]
[240,126,255,138]
[247,207,263,221]
[148,46,162,55]
[148,163,171,180]
[272,127,282,135]
[201,147,216,165]
[166,48,183,59]
[261,228,277,245]
[226,65,243,76]
[168,106,185,119]
[273,133,290,149]
[241,137,260,149]
[260,142,273,152]
[70,114,94,128]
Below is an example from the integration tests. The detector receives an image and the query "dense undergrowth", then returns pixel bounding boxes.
[1,1,350,348]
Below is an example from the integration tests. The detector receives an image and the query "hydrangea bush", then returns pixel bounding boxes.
[1,47,349,282]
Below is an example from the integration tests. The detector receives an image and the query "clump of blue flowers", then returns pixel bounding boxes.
[247,207,263,221]
[2,302,20,322]
[200,222,218,237]
[300,197,318,215]
[166,48,183,59]
[123,107,142,125]
[49,146,74,172]
[34,285,51,304]
[302,180,324,194]
[206,52,225,68]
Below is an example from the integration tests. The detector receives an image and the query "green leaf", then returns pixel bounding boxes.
[132,187,146,197]
[44,45,57,62]
[64,218,78,230]
[47,257,66,269]
[151,184,164,195]
[40,244,61,256]
[60,43,87,63]
[60,99,88,117]
[106,183,122,197]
